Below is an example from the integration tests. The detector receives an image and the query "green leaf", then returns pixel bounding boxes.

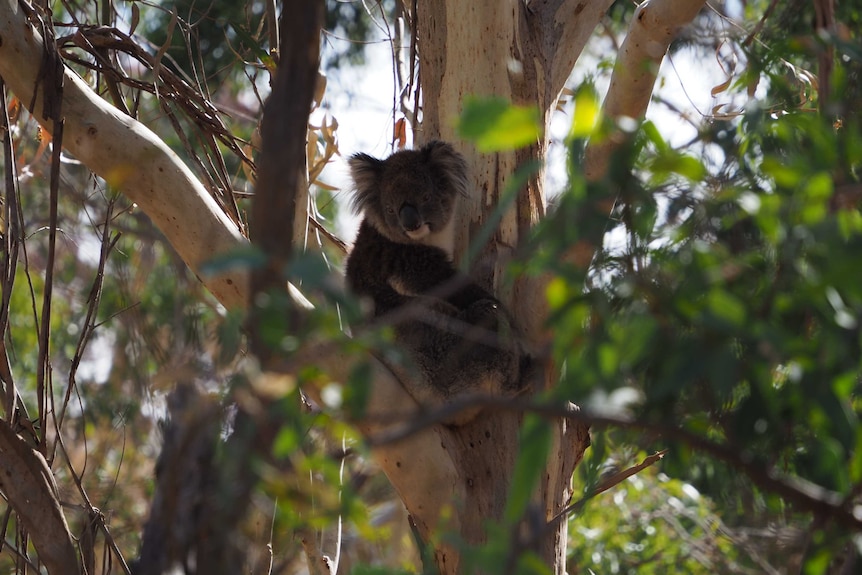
[570,87,601,139]
[597,343,618,378]
[545,277,569,309]
[642,120,668,153]
[229,23,276,70]
[650,151,706,182]
[762,156,803,188]
[458,96,540,151]
[836,208,862,240]
[272,427,299,458]
[706,289,746,328]
[803,171,834,202]
[850,428,862,483]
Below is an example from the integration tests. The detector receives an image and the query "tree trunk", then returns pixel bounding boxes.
[407,1,610,571]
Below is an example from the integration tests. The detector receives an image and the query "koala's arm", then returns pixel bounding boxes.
[347,222,495,312]
[346,225,407,314]
[386,243,495,309]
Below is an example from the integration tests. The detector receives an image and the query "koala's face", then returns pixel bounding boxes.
[349,141,469,245]
[374,160,454,242]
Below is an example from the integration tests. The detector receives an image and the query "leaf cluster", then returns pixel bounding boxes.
[528,69,862,568]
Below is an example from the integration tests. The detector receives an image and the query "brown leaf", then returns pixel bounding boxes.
[710,76,732,97]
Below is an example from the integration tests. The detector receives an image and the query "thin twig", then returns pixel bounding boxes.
[742,0,781,47]
[54,425,133,575]
[1,537,43,572]
[0,78,29,426]
[548,449,668,528]
[34,11,66,456]
[56,197,119,440]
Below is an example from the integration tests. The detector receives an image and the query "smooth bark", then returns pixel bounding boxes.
[0,420,80,575]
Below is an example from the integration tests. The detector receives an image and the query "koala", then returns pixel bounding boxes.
[345,141,527,425]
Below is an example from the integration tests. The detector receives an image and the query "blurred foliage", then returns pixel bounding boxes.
[0,104,403,571]
[570,443,746,575]
[458,97,541,152]
[323,0,397,69]
[518,5,862,570]
[142,1,262,86]
[0,0,399,570]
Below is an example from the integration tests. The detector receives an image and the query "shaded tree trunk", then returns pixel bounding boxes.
[397,1,611,570]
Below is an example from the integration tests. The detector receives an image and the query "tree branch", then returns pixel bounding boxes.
[0,419,80,575]
[0,4,463,569]
[521,0,615,112]
[283,343,463,544]
[368,395,862,532]
[0,0,247,309]
[583,0,706,180]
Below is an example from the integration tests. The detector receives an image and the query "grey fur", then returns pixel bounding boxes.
[345,141,527,425]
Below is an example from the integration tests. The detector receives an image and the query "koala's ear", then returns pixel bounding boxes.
[348,153,384,213]
[422,140,469,197]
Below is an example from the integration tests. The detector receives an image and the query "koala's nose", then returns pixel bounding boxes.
[399,204,422,231]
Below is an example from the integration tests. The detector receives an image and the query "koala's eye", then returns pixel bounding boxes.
[422,193,431,202]
[386,206,395,214]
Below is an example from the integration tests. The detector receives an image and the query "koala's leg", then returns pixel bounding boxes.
[390,296,462,404]
[436,299,529,424]
[450,299,524,391]
[391,296,530,426]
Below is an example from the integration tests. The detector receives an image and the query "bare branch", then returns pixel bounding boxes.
[300,530,334,575]
[591,449,667,496]
[528,449,669,553]
[34,11,65,455]
[0,78,31,427]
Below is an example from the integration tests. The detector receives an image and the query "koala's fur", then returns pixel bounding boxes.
[346,141,527,424]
